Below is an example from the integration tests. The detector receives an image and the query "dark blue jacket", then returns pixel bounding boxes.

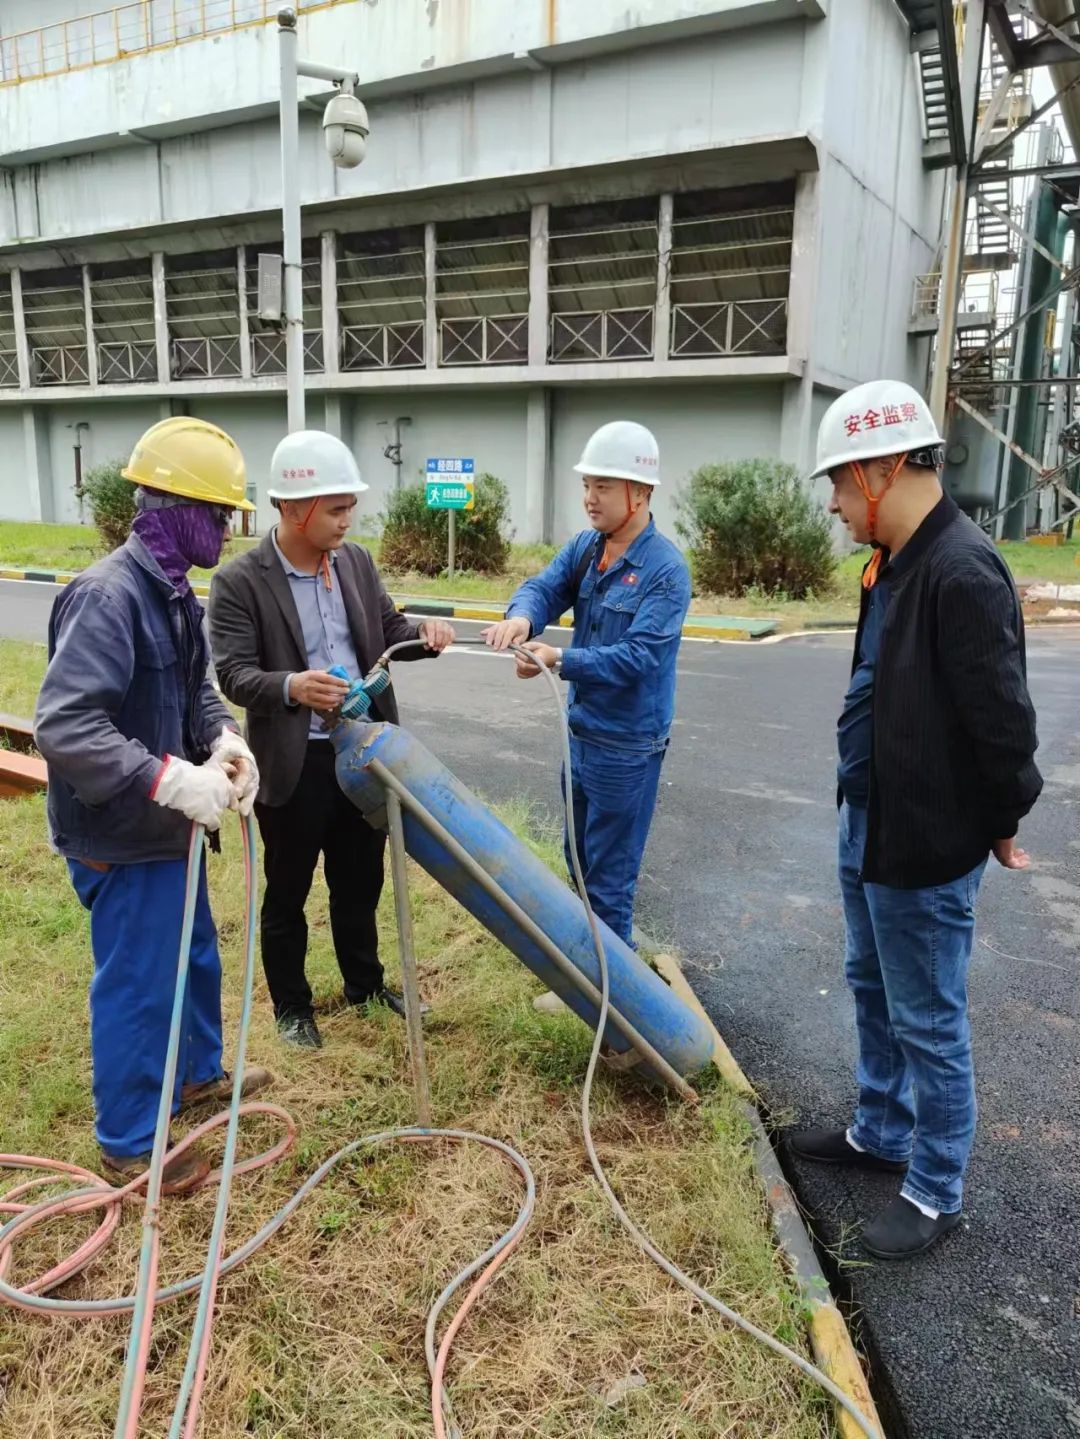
[35,534,233,863]
[506,519,691,751]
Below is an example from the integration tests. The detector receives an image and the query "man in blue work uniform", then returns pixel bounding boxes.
[483,421,691,945]
[788,380,1042,1260]
[35,418,272,1194]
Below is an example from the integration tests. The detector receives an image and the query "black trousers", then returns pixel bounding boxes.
[255,740,386,1021]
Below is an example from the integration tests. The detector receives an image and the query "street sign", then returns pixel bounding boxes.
[425,458,475,511]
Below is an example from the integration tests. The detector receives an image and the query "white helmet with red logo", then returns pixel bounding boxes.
[809,381,944,481]
[267,430,368,502]
[574,421,661,487]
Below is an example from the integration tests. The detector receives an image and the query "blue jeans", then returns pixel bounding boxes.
[562,735,665,945]
[839,802,986,1214]
[68,856,224,1160]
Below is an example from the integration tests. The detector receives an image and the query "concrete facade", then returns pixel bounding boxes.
[0,0,944,540]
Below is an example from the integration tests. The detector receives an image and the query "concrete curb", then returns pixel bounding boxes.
[652,952,884,1439]
[0,568,779,642]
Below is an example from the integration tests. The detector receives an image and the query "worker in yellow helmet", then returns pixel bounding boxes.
[34,417,272,1195]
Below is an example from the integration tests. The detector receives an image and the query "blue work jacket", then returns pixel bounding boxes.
[506,518,691,751]
[34,534,233,863]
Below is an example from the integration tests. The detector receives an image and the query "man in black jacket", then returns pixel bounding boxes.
[788,380,1042,1260]
[209,430,453,1050]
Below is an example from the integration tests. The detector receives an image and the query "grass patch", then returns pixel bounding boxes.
[0,657,831,1437]
[692,536,1080,631]
[7,519,1077,629]
[0,521,554,603]
[383,542,557,601]
[0,639,48,718]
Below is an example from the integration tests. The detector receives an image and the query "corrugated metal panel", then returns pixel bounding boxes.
[90,260,154,345]
[339,226,425,328]
[436,213,530,321]
[21,265,85,346]
[672,204,794,303]
[165,248,239,340]
[549,198,658,316]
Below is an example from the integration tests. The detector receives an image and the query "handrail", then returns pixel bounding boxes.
[0,0,355,87]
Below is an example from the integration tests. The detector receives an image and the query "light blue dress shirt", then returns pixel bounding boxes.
[272,528,362,739]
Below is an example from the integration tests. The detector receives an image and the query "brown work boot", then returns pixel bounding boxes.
[101,1144,211,1195]
[178,1066,274,1112]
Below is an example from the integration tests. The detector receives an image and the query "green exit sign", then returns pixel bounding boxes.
[425,479,475,510]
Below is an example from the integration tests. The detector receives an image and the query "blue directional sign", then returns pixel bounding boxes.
[425,457,475,510]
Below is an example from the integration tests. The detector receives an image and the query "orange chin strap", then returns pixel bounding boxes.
[853,453,907,590]
[296,497,333,591]
[598,481,640,574]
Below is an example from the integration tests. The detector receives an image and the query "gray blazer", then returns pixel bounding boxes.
[208,533,432,807]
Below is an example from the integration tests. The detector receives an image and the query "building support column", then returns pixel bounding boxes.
[654,194,673,361]
[82,264,98,388]
[528,203,550,367]
[152,252,170,385]
[424,222,438,369]
[525,387,552,545]
[780,170,822,477]
[324,393,346,440]
[23,406,55,522]
[237,247,253,380]
[10,269,31,390]
[321,230,339,379]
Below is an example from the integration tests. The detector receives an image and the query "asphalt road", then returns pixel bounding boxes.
[3,578,1078,1439]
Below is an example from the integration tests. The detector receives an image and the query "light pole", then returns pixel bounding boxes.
[277,6,367,433]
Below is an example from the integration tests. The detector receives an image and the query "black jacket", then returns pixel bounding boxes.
[208,535,431,807]
[851,495,1042,888]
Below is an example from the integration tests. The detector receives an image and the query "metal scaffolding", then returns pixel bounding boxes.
[912,0,1080,536]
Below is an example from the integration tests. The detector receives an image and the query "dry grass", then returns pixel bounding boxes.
[0,701,832,1438]
[0,640,47,720]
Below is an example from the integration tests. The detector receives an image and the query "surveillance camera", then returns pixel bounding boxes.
[323,92,369,170]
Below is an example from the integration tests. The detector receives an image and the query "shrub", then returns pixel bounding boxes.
[380,473,512,576]
[80,459,136,552]
[675,458,836,600]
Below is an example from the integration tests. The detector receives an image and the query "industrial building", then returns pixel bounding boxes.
[0,0,961,540]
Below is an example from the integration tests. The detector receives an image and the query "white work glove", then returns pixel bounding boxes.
[152,756,234,831]
[208,726,260,817]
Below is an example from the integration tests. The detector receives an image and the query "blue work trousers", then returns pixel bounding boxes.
[839,802,986,1214]
[68,856,224,1160]
[562,734,665,946]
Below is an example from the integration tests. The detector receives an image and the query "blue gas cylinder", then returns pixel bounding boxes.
[329,719,714,1083]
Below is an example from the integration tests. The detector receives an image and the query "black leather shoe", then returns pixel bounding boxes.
[787,1127,909,1173]
[277,1015,323,1050]
[862,1196,962,1260]
[349,987,430,1019]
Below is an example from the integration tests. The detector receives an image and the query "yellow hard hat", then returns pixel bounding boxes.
[122,417,255,512]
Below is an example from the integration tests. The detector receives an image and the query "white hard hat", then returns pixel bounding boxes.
[267,430,369,502]
[809,381,944,481]
[573,421,661,487]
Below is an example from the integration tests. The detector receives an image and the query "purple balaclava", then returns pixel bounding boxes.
[131,489,228,596]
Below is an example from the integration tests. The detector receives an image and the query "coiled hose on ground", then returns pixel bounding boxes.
[0,637,880,1439]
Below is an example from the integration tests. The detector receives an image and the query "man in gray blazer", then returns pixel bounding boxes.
[209,430,453,1049]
